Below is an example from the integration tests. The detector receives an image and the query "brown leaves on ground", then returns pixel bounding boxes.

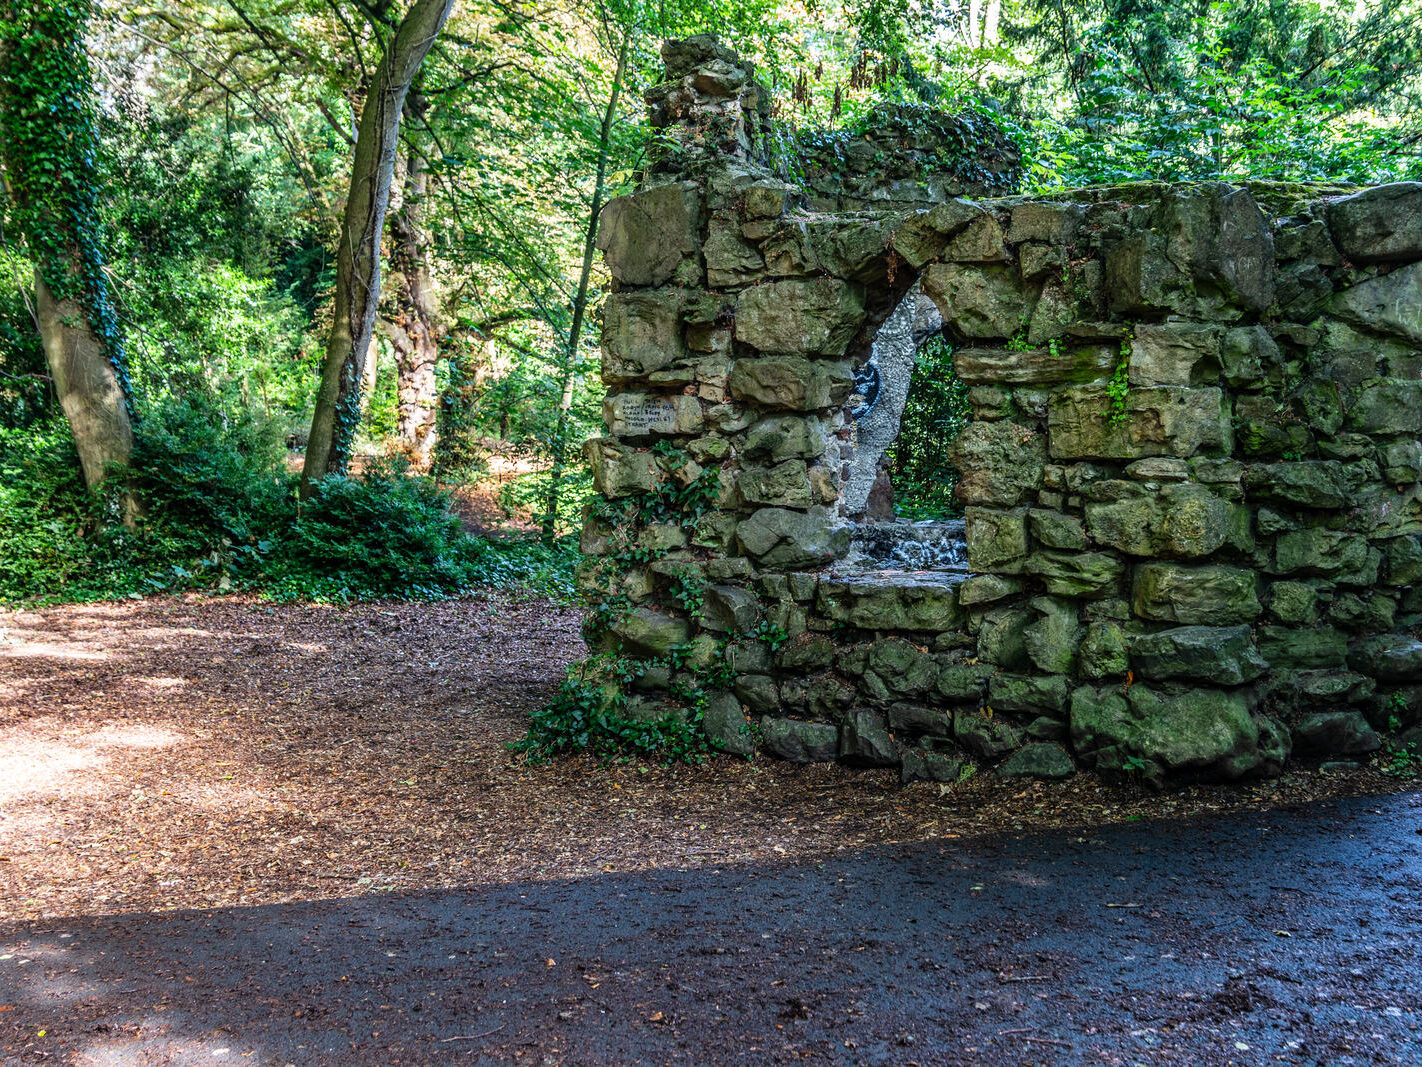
[0,594,1413,922]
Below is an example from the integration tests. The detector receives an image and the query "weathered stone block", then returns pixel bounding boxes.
[737,460,813,508]
[727,357,853,410]
[901,748,966,784]
[734,278,866,356]
[868,637,939,696]
[841,710,899,765]
[954,343,1117,386]
[1273,529,1369,577]
[1348,635,1422,682]
[1129,625,1268,685]
[1070,683,1262,782]
[737,506,847,569]
[1383,536,1422,585]
[760,717,839,762]
[1023,597,1081,674]
[610,607,692,657]
[1327,183,1422,264]
[1268,581,1319,624]
[584,437,659,498]
[975,608,1032,669]
[936,661,995,701]
[989,673,1070,714]
[1128,322,1220,387]
[604,392,704,438]
[922,262,1033,340]
[1079,621,1129,681]
[1086,483,1239,558]
[1333,263,1422,344]
[998,743,1075,779]
[892,199,985,267]
[1029,510,1086,550]
[816,573,965,631]
[951,423,1046,506]
[1257,625,1348,670]
[701,584,762,633]
[1007,201,1081,244]
[1292,711,1380,756]
[1328,591,1396,632]
[1026,551,1125,599]
[1018,241,1064,280]
[888,702,952,736]
[704,226,764,287]
[954,712,1020,759]
[741,414,829,460]
[597,181,700,286]
[1346,377,1422,435]
[964,506,1030,573]
[1219,325,1277,387]
[1047,386,1231,460]
[1107,186,1273,315]
[957,574,1023,605]
[1164,184,1276,312]
[733,673,779,713]
[1132,563,1262,624]
[703,693,756,756]
[1380,441,1422,485]
[776,633,836,671]
[601,290,685,382]
[947,212,1008,262]
[1243,461,1351,510]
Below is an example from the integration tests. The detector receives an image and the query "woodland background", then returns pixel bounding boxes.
[2,0,1420,605]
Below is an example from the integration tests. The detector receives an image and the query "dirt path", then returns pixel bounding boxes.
[2,597,1419,1064]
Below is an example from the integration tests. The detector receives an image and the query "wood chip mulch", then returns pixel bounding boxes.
[1,594,1416,923]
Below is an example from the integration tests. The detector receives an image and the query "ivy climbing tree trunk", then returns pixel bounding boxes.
[300,0,456,497]
[0,0,137,522]
[386,138,444,470]
[542,30,630,542]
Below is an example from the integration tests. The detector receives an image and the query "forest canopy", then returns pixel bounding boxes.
[1,0,1419,604]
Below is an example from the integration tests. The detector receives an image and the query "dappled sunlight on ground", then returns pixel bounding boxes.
[1,595,1416,931]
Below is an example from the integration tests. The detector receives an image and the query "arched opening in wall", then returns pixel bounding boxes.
[838,283,971,573]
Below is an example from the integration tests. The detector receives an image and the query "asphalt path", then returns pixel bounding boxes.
[4,790,1420,1066]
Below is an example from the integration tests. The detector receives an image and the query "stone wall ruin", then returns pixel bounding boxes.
[579,36,1422,786]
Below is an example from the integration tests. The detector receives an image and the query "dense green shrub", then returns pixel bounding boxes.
[511,674,713,765]
[0,403,580,605]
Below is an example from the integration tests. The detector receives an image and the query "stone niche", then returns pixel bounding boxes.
[579,34,1422,786]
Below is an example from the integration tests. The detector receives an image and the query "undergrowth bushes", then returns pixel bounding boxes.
[0,403,579,605]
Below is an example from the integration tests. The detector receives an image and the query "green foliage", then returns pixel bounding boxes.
[497,466,596,537]
[887,334,971,519]
[0,0,130,399]
[0,247,48,428]
[1106,336,1132,424]
[1014,0,1422,187]
[0,403,580,605]
[511,671,713,765]
[1380,739,1420,779]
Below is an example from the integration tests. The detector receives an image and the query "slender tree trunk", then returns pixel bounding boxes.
[34,271,136,502]
[300,0,456,497]
[387,146,443,470]
[542,33,630,542]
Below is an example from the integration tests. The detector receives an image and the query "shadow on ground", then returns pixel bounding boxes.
[3,792,1420,1066]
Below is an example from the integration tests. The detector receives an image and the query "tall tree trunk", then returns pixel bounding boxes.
[34,272,135,496]
[300,0,456,497]
[387,145,443,470]
[542,32,630,542]
[0,0,137,523]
